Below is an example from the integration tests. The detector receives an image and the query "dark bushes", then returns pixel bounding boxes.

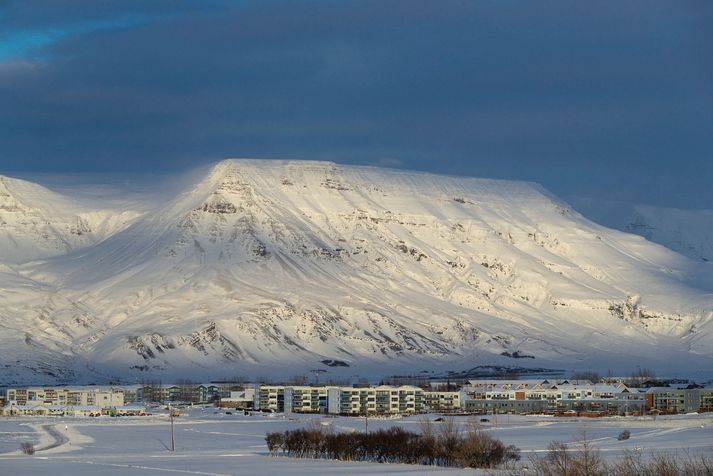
[456,423,521,469]
[265,419,519,469]
[20,442,35,455]
[265,431,282,456]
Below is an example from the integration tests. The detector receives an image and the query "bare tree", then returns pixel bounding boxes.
[530,432,604,476]
[175,379,195,402]
[571,371,601,384]
[265,432,282,457]
[627,367,656,387]
[436,417,461,467]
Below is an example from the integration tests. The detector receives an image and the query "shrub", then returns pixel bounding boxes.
[530,441,572,476]
[606,449,713,476]
[530,433,605,476]
[20,442,35,455]
[529,437,713,476]
[265,420,519,469]
[435,417,461,467]
[265,432,282,456]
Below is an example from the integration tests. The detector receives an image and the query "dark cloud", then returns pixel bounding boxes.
[0,0,711,207]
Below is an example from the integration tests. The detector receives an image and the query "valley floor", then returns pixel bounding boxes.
[0,408,711,475]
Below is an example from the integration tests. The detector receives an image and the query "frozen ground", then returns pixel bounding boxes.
[0,408,711,475]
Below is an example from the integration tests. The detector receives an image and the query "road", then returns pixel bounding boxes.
[38,424,69,451]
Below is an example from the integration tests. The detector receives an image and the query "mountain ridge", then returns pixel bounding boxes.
[1,159,712,384]
[0,175,142,264]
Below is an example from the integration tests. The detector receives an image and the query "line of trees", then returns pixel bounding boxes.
[266,419,520,469]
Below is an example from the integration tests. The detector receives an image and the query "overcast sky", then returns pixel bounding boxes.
[1,0,711,208]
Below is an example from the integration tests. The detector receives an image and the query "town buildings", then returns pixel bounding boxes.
[0,386,143,417]
[645,387,713,414]
[256,385,428,414]
[1,379,711,417]
[461,379,647,415]
[4,387,124,407]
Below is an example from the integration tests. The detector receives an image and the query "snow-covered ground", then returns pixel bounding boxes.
[1,408,711,475]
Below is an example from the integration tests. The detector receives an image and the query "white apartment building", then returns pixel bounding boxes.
[326,385,424,415]
[423,390,463,412]
[4,387,125,408]
[252,385,425,415]
[255,385,285,412]
[284,386,329,413]
[462,379,644,414]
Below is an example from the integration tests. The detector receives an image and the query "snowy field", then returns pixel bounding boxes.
[1,408,712,475]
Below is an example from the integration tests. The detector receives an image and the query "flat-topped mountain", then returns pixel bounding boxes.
[1,160,712,383]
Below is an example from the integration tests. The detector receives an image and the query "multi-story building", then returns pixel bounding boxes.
[328,386,376,415]
[423,391,462,412]
[645,387,713,414]
[284,386,328,413]
[4,387,124,408]
[373,386,423,414]
[0,386,133,417]
[254,385,424,415]
[256,385,286,412]
[218,388,256,409]
[332,385,423,415]
[700,388,713,412]
[133,383,231,403]
[5,381,709,417]
[462,379,645,415]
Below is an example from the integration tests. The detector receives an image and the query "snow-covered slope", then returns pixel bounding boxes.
[1,160,712,384]
[569,197,713,263]
[0,176,141,264]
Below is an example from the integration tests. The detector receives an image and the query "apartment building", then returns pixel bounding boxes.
[256,385,286,412]
[327,386,375,415]
[373,386,423,414]
[253,385,424,415]
[4,381,710,417]
[462,379,645,415]
[284,386,328,413]
[218,388,256,409]
[4,387,124,407]
[324,386,395,415]
[134,384,228,403]
[645,387,713,414]
[423,390,463,412]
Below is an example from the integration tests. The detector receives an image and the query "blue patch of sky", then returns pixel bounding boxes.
[0,15,154,62]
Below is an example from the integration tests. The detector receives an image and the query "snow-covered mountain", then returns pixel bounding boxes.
[0,175,141,264]
[569,197,713,263]
[1,160,712,384]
